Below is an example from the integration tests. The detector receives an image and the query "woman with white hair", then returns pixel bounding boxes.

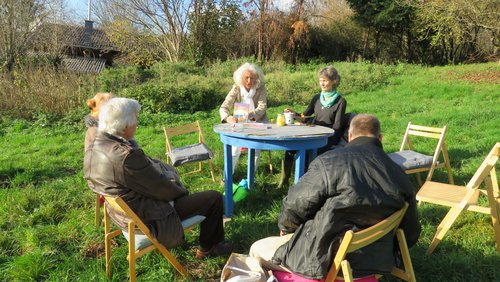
[85,98,231,258]
[219,62,268,173]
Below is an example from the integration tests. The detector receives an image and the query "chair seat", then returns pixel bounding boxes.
[122,215,206,251]
[168,143,214,167]
[388,150,433,170]
[416,181,480,207]
[272,270,378,282]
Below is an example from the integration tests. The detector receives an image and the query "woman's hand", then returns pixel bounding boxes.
[280,230,288,236]
[284,108,296,114]
[226,116,238,124]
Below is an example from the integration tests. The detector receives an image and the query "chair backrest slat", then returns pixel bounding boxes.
[345,203,408,252]
[408,124,444,133]
[466,143,500,189]
[326,202,411,282]
[163,122,199,137]
[408,130,443,139]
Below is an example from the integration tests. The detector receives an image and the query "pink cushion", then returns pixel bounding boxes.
[272,270,378,282]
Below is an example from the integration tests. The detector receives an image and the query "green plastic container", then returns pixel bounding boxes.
[224,183,249,203]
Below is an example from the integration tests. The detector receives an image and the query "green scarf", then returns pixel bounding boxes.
[320,90,340,108]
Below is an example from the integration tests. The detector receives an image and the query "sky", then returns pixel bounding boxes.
[66,0,91,22]
[65,0,294,24]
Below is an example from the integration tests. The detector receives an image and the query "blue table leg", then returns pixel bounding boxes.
[295,149,306,184]
[224,144,233,217]
[248,148,256,189]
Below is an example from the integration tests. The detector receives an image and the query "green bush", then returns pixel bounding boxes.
[121,82,221,114]
[150,61,204,83]
[97,65,148,93]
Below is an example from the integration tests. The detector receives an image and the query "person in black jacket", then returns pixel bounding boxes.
[249,114,421,280]
[278,66,347,188]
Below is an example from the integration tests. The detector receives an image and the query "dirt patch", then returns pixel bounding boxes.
[82,241,116,258]
[459,70,500,84]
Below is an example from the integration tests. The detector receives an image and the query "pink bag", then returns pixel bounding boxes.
[272,270,378,282]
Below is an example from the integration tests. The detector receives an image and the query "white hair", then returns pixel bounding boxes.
[98,98,141,136]
[232,62,265,89]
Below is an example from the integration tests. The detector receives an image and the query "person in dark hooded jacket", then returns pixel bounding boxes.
[250,114,421,279]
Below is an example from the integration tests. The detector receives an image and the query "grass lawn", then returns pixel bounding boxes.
[0,62,499,281]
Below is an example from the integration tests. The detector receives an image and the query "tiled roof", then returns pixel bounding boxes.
[33,22,119,51]
[62,57,107,73]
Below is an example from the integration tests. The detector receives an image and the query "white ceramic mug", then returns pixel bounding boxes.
[284,112,294,125]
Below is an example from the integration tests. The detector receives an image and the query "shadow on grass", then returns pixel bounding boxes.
[0,166,77,188]
[403,204,500,281]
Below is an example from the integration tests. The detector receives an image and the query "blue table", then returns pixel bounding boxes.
[214,123,334,217]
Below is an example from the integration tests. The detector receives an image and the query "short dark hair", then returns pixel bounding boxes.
[349,114,381,138]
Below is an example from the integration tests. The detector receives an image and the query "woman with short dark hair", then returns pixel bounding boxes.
[279,66,347,188]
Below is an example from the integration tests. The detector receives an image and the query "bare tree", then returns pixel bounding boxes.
[0,0,53,72]
[94,0,194,62]
[243,0,274,62]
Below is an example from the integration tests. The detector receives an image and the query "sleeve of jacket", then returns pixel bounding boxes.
[399,195,421,247]
[220,85,238,122]
[278,157,329,233]
[332,97,347,132]
[122,148,188,201]
[249,86,267,121]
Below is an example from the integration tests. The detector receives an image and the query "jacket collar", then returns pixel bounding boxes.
[97,130,133,146]
[345,136,383,149]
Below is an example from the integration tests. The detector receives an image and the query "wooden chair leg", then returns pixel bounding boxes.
[156,244,188,277]
[395,229,416,282]
[341,260,354,282]
[95,194,101,227]
[442,144,454,184]
[208,160,216,182]
[267,151,273,173]
[486,176,500,253]
[415,172,423,187]
[129,225,136,282]
[426,190,476,254]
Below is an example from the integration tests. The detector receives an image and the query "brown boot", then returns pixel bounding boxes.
[278,159,293,188]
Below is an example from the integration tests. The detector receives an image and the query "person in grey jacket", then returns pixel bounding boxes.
[250,114,421,279]
[84,98,231,259]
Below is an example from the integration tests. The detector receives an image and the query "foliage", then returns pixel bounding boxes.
[187,0,244,64]
[0,0,50,72]
[103,20,165,67]
[0,65,97,119]
[411,0,500,64]
[120,81,221,114]
[97,65,148,93]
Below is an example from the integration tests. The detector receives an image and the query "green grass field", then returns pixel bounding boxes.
[0,62,499,281]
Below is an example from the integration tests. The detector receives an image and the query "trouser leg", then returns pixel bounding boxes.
[278,151,295,188]
[231,146,241,174]
[174,190,224,250]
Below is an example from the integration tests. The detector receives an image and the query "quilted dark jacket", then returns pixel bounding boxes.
[272,136,421,279]
[84,131,189,247]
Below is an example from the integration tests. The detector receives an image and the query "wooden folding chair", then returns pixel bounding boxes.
[388,122,454,187]
[416,142,500,255]
[163,120,216,182]
[95,193,101,226]
[324,202,416,282]
[103,195,205,281]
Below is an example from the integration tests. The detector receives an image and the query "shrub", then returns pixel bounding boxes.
[97,65,148,93]
[120,82,221,114]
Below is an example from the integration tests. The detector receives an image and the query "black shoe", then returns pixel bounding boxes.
[195,242,232,259]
